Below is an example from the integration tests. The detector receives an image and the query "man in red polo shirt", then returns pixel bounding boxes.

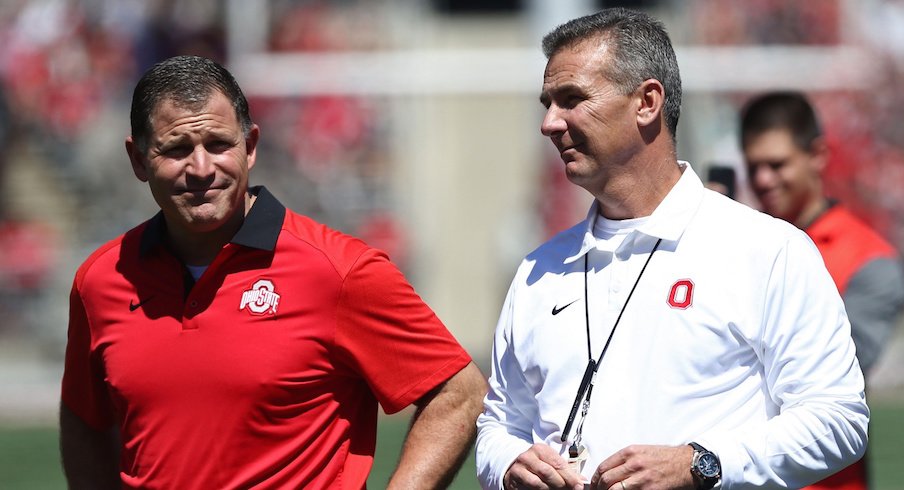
[741,91,904,490]
[59,55,487,490]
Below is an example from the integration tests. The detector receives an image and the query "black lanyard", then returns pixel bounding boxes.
[561,237,663,448]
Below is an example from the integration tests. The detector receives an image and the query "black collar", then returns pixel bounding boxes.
[139,186,286,257]
[802,198,839,231]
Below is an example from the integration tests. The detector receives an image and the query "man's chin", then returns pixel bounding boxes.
[170,205,230,231]
[563,170,595,192]
[759,203,784,219]
[562,163,581,179]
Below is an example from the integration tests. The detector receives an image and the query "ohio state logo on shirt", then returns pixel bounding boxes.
[240,278,281,315]
[667,279,694,309]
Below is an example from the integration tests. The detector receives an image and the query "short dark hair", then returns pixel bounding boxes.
[129,55,253,154]
[541,8,682,140]
[739,91,822,152]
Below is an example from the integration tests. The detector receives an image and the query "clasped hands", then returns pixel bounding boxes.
[503,443,697,490]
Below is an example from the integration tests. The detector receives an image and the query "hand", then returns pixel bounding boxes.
[589,444,695,490]
[503,443,586,490]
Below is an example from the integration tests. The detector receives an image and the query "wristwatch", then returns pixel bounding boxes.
[689,442,721,490]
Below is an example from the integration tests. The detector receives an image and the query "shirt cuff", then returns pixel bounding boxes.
[477,434,533,490]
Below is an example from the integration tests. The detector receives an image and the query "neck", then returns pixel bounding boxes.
[169,228,235,267]
[167,192,255,266]
[795,195,830,230]
[592,157,683,220]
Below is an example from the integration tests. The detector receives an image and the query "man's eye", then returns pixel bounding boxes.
[162,146,191,158]
[207,141,232,153]
[563,96,582,108]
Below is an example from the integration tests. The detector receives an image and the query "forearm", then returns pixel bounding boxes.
[476,311,542,490]
[475,403,535,489]
[60,402,121,490]
[699,394,867,488]
[844,258,904,374]
[388,362,486,489]
[705,235,869,487]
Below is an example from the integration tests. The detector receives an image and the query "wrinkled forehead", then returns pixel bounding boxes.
[544,37,614,81]
[151,91,213,118]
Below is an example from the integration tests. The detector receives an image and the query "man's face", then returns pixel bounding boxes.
[127,90,259,235]
[743,128,823,223]
[539,40,640,193]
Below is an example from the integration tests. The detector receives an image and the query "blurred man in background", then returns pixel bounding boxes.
[476,9,867,490]
[59,55,487,489]
[741,90,904,490]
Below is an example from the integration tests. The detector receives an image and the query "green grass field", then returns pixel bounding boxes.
[2,401,901,489]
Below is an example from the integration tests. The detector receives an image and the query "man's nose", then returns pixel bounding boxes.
[541,105,566,137]
[749,165,773,189]
[186,147,214,177]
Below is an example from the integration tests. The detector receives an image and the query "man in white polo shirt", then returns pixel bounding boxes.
[475,8,868,490]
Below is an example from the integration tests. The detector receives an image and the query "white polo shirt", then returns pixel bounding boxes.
[476,162,868,489]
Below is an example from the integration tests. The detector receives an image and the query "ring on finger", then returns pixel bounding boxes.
[620,481,627,490]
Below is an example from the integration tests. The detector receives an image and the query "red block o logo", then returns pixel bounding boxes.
[667,279,694,309]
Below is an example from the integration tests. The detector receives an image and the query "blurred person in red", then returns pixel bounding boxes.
[59,55,487,489]
[741,91,904,490]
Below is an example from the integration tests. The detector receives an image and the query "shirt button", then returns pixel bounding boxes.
[190,300,198,308]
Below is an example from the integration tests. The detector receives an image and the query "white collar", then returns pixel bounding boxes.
[564,161,704,264]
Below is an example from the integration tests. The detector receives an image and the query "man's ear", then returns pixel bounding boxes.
[636,78,665,128]
[125,136,149,182]
[245,124,260,171]
[808,136,829,173]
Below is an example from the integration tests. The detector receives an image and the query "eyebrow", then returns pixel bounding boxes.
[539,93,550,107]
[539,82,582,106]
[158,126,236,146]
[155,135,189,151]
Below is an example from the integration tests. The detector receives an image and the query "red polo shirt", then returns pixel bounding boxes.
[62,186,472,489]
[803,203,898,490]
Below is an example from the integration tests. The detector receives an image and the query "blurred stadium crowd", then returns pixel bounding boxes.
[0,0,403,358]
[1,0,904,418]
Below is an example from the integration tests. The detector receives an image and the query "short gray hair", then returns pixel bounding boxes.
[542,8,682,141]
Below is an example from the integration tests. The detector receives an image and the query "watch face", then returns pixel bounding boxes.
[698,453,721,478]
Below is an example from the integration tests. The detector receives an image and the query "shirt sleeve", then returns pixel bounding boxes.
[698,232,869,489]
[475,272,534,490]
[333,248,472,414]
[843,257,904,374]
[61,278,115,430]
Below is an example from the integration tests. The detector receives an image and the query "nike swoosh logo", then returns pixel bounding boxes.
[129,296,154,312]
[551,299,579,315]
